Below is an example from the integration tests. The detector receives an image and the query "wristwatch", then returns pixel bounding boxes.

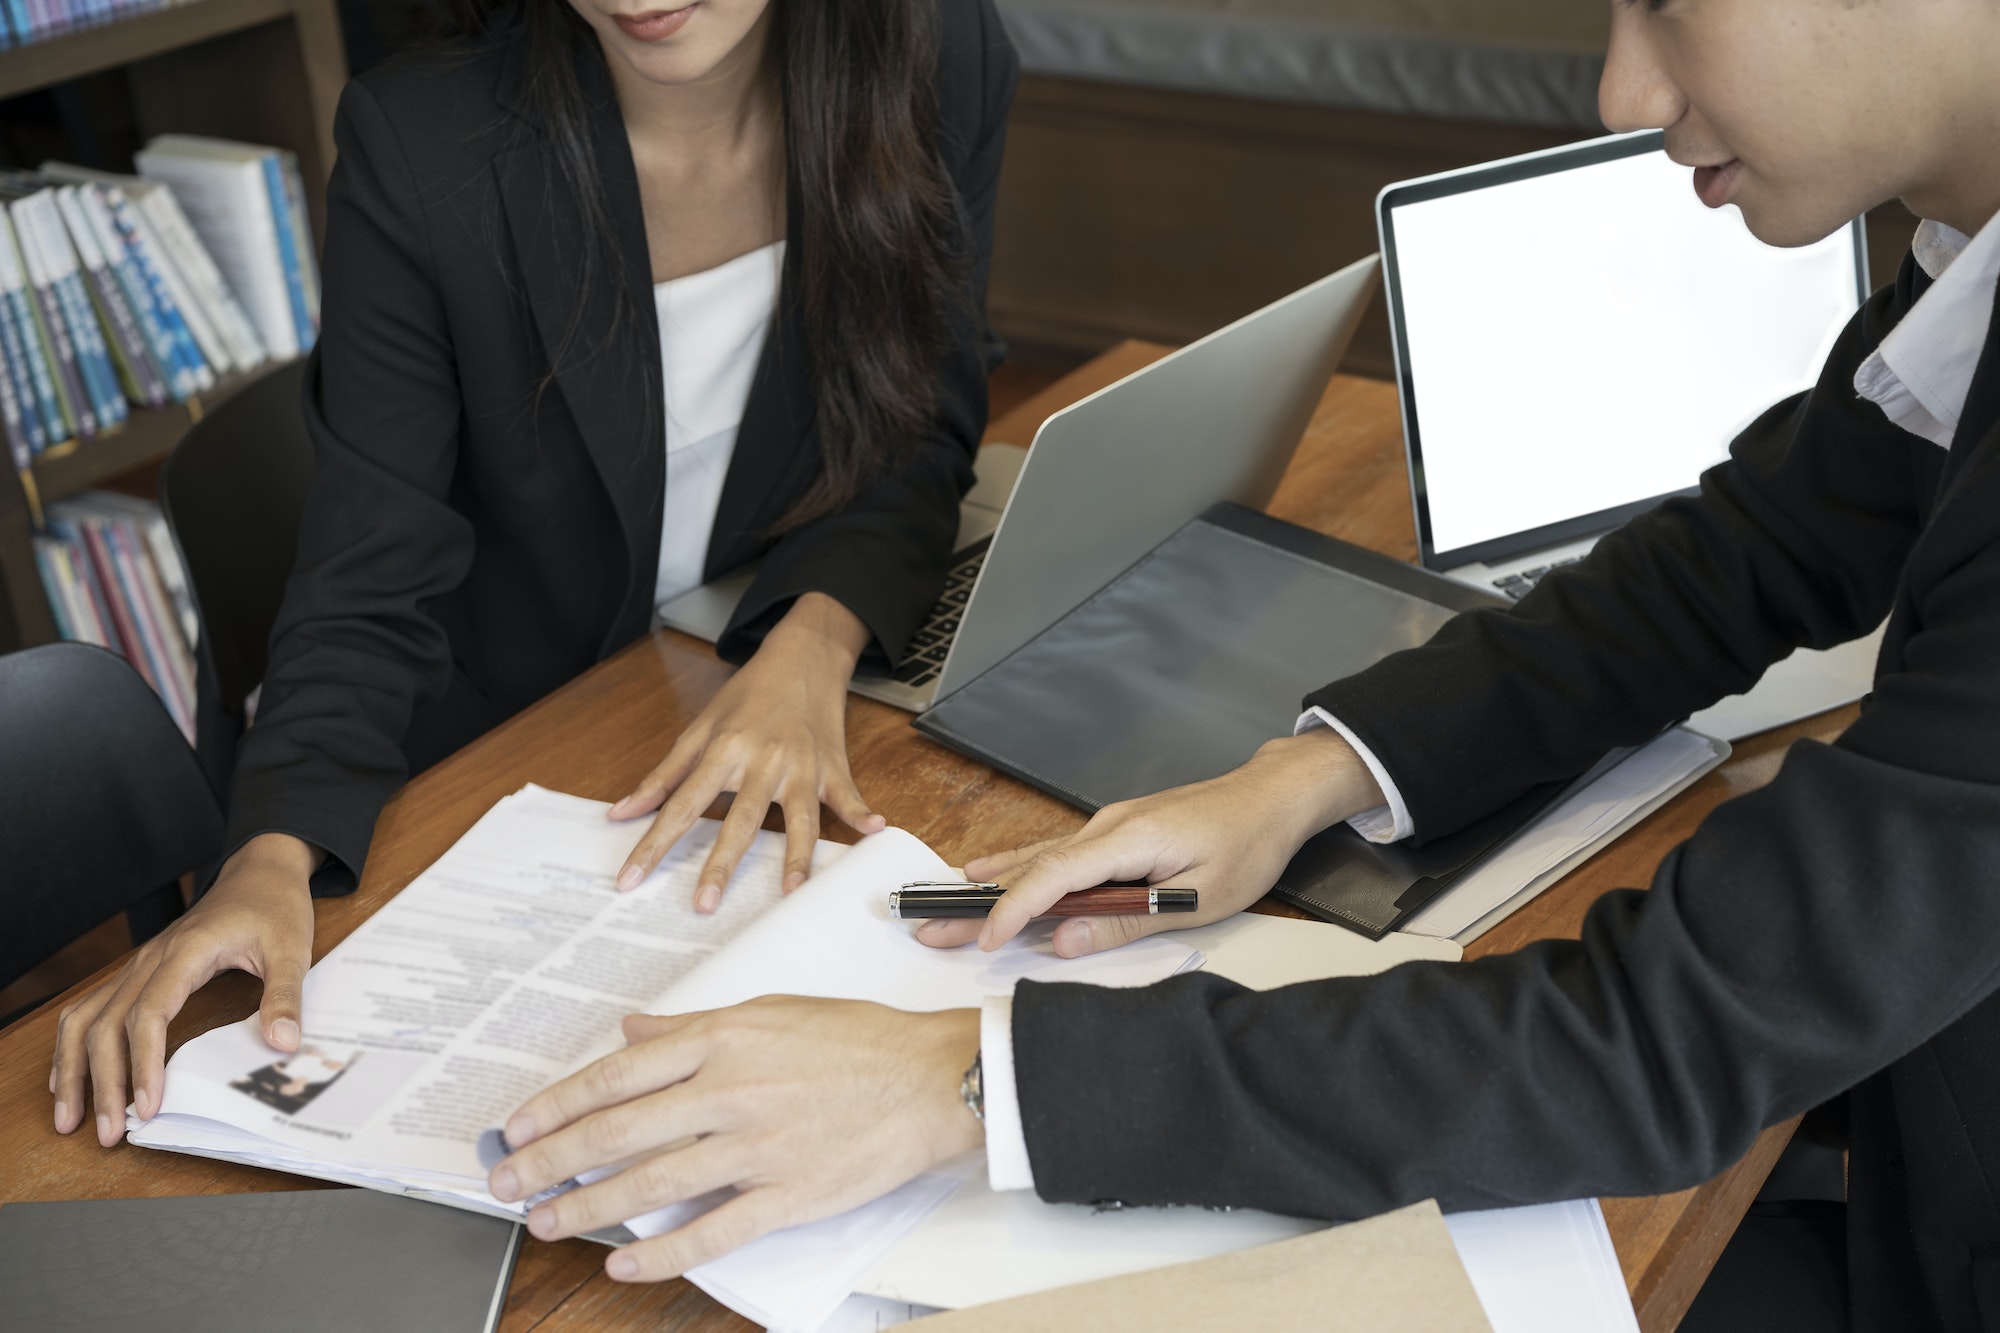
[960,1051,985,1123]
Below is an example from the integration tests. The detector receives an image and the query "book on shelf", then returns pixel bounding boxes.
[0,161,285,469]
[45,161,273,373]
[134,136,321,360]
[10,188,129,436]
[0,206,74,455]
[51,183,172,408]
[34,489,199,740]
[0,0,192,47]
[0,197,93,444]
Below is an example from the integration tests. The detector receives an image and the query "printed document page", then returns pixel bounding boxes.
[130,785,1201,1333]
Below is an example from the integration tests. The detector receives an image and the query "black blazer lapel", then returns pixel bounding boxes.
[493,31,664,650]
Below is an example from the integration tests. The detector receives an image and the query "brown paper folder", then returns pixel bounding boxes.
[901,1199,1492,1333]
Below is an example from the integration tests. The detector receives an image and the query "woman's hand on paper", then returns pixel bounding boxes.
[921,729,1383,957]
[489,998,982,1280]
[50,831,319,1147]
[610,593,886,912]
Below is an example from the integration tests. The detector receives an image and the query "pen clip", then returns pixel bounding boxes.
[897,880,1001,891]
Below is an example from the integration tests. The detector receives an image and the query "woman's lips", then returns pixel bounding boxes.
[1693,159,1743,209]
[613,3,695,41]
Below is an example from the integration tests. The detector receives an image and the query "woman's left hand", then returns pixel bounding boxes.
[488,998,983,1280]
[611,592,886,911]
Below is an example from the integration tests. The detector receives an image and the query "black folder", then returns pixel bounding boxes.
[915,503,1600,939]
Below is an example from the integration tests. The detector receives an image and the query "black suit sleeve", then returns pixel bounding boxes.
[717,0,1019,667]
[1308,263,1932,842]
[221,80,472,894]
[1010,263,2000,1218]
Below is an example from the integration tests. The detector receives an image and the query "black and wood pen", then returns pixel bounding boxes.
[889,883,1199,919]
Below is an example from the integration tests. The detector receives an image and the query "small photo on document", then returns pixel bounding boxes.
[229,1045,363,1116]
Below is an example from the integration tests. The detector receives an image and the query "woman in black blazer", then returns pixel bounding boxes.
[53,0,1018,1144]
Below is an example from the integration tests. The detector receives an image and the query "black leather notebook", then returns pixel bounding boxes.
[0,1188,521,1333]
[915,503,1597,939]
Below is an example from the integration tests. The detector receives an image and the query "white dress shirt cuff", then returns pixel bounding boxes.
[979,996,1036,1192]
[1295,706,1414,844]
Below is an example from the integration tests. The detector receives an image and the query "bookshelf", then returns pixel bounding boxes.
[0,0,344,651]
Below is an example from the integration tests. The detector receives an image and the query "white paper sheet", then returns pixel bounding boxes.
[854,1183,1637,1333]
[1400,728,1727,942]
[130,785,1200,1333]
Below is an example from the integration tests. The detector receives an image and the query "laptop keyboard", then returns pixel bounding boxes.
[892,539,992,686]
[1492,556,1581,600]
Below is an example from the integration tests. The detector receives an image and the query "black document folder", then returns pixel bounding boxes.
[0,1189,521,1333]
[915,503,1593,938]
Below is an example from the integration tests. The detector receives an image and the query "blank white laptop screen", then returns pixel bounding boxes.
[1387,138,1864,564]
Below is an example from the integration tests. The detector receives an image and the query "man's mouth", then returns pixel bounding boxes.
[1692,159,1744,209]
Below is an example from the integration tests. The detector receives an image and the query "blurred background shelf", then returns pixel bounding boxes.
[0,0,343,651]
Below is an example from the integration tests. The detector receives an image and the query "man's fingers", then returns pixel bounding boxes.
[496,1085,710,1206]
[604,1188,792,1282]
[914,918,984,949]
[521,1133,740,1241]
[962,838,1060,882]
[779,794,819,893]
[504,1027,706,1149]
[823,771,884,836]
[1051,911,1171,958]
[617,764,727,893]
[622,1011,698,1044]
[693,777,778,913]
[979,828,1169,952]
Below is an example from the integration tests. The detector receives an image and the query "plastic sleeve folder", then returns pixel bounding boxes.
[915,503,1606,939]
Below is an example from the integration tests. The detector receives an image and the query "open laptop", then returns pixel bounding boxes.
[1379,130,1883,740]
[659,254,1380,710]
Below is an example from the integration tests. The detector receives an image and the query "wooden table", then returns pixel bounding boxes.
[0,343,1847,1331]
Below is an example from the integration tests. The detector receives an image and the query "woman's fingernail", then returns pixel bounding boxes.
[783,871,806,893]
[271,1019,301,1049]
[49,1066,57,1094]
[696,884,722,914]
[618,865,645,892]
[608,1252,640,1280]
[608,798,631,819]
[507,1112,537,1145]
[54,1101,68,1132]
[134,1089,150,1119]
[97,1114,113,1145]
[490,1165,519,1201]
[527,1206,557,1239]
[917,919,946,937]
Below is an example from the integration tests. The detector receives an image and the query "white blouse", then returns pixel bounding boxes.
[652,240,786,610]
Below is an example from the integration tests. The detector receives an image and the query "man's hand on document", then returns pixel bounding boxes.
[488,997,983,1281]
[918,727,1382,957]
[50,830,320,1148]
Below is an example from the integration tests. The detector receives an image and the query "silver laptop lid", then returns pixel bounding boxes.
[1379,130,1868,573]
[933,255,1381,699]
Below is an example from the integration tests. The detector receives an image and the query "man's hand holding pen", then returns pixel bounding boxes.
[915,727,1384,958]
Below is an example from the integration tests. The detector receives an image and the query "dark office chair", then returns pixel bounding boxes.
[159,358,313,794]
[0,642,224,1002]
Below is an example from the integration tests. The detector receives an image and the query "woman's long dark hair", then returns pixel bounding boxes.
[429,0,964,529]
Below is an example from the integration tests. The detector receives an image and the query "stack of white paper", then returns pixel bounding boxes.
[1401,727,1728,942]
[129,785,1201,1333]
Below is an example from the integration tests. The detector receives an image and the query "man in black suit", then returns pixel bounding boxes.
[486,2,2000,1327]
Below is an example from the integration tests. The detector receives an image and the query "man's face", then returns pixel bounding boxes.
[1600,0,1985,244]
